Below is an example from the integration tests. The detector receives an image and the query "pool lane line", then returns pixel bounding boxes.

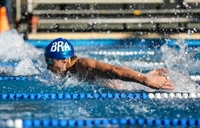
[0,62,18,67]
[0,62,37,67]
[89,50,156,56]
[0,75,57,81]
[0,76,33,81]
[2,118,200,127]
[0,92,200,100]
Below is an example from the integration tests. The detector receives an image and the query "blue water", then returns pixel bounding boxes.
[27,38,200,48]
[0,79,200,120]
[0,37,200,127]
[27,38,200,60]
[1,98,200,120]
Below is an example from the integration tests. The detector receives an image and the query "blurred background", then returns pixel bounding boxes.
[0,0,199,39]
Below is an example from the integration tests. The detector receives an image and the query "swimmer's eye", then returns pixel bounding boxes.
[45,58,54,65]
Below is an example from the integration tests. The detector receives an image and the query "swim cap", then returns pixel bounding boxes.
[45,38,74,59]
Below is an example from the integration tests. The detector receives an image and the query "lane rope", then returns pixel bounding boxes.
[0,92,200,100]
[1,118,200,127]
[0,76,36,81]
[89,50,155,56]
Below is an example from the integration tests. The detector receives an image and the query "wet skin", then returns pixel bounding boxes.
[46,56,174,90]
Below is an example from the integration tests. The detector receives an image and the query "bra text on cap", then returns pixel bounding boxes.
[50,41,71,52]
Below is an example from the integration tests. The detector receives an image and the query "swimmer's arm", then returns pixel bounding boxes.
[94,61,174,90]
[75,58,173,90]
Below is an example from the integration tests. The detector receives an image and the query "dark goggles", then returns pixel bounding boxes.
[45,58,54,65]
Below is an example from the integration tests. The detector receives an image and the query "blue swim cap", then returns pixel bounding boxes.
[45,38,74,59]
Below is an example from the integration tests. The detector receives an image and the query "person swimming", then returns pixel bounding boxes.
[44,37,174,90]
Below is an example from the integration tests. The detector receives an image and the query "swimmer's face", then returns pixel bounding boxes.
[45,58,68,76]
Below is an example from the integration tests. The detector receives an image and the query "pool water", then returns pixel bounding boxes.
[0,30,200,127]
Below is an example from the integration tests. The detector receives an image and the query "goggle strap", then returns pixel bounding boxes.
[68,58,71,64]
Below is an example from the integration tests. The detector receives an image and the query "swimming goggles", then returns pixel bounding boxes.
[45,58,54,65]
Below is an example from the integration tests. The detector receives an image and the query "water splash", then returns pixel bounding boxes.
[0,30,43,62]
[161,38,191,71]
[14,58,39,76]
[161,38,199,92]
[0,30,44,76]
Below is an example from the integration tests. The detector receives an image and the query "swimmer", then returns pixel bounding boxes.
[44,38,174,90]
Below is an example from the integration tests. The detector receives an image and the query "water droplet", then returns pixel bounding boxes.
[176,5,181,8]
[141,39,145,42]
[188,30,192,36]
[138,23,142,28]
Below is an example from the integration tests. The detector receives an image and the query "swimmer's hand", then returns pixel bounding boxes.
[145,68,174,90]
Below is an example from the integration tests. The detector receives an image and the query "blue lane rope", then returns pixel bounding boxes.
[2,118,200,127]
[0,75,52,81]
[0,62,38,67]
[22,118,200,127]
[0,92,199,100]
[0,76,37,81]
[0,62,18,67]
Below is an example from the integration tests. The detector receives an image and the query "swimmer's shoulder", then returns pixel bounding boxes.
[75,58,98,68]
[77,57,96,63]
[76,58,112,69]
